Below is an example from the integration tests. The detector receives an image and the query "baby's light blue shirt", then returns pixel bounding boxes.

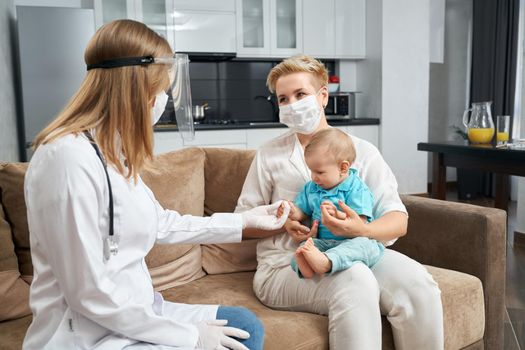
[294,169,374,240]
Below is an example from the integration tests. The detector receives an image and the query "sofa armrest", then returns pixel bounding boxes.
[395,195,506,350]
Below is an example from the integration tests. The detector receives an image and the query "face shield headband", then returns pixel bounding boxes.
[86,54,195,141]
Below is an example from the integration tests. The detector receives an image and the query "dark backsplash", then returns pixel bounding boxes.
[159,59,335,125]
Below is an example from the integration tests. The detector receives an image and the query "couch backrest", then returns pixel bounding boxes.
[0,163,32,322]
[0,147,260,322]
[201,148,258,274]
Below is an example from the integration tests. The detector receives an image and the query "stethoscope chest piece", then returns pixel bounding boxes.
[104,234,120,261]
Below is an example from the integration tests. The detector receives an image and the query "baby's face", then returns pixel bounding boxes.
[305,148,345,190]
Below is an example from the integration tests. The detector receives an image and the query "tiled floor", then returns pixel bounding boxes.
[446,191,524,349]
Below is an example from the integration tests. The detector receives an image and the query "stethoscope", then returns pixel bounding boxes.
[84,131,119,261]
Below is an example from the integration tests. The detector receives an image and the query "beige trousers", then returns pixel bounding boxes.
[253,249,444,350]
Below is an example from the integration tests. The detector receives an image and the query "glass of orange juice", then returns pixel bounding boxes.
[496,115,510,146]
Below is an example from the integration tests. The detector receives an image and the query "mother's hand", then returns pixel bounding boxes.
[321,200,371,238]
[284,219,318,244]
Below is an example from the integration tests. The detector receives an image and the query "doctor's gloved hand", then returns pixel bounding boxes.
[241,200,290,231]
[196,319,250,350]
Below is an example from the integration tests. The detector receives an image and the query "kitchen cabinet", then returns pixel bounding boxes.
[302,0,335,58]
[334,0,365,58]
[173,0,235,12]
[172,11,236,53]
[236,0,302,57]
[94,0,134,28]
[172,0,236,53]
[94,0,175,49]
[302,0,365,59]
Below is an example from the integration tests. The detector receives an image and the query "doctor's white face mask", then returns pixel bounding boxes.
[151,91,169,125]
[279,92,322,134]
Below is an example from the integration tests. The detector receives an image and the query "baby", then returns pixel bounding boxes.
[279,128,385,278]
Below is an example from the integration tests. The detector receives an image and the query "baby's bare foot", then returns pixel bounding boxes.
[302,238,332,275]
[295,248,315,279]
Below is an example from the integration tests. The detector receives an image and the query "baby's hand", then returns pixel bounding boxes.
[276,201,287,218]
[277,201,301,221]
[321,201,347,220]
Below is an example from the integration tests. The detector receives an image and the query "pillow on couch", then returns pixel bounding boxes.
[201,148,259,274]
[141,147,207,290]
[0,163,32,282]
[0,202,31,321]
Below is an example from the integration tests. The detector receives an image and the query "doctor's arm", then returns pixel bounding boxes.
[32,164,200,348]
[145,181,287,244]
[234,151,288,239]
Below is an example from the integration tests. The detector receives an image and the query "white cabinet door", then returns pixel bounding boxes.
[173,11,236,53]
[94,0,136,28]
[335,0,365,58]
[236,0,271,56]
[302,0,335,58]
[95,1,176,49]
[174,0,235,12]
[138,0,176,49]
[269,0,303,57]
[246,128,288,149]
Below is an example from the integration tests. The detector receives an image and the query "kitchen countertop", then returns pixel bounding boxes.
[154,118,380,132]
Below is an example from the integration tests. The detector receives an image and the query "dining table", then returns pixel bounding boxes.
[417,140,525,212]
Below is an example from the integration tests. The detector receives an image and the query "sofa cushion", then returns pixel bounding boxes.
[0,265,486,349]
[0,163,32,280]
[201,148,260,274]
[0,203,31,322]
[0,315,32,350]
[163,272,328,350]
[165,266,484,350]
[426,265,485,350]
[141,148,207,290]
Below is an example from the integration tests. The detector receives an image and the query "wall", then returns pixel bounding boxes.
[0,0,19,162]
[428,0,473,182]
[381,0,430,194]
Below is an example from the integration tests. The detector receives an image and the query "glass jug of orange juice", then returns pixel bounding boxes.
[462,101,495,144]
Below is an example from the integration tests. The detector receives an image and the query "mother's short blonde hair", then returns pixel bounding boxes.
[266,55,329,93]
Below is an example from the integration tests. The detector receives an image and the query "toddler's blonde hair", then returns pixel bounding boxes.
[305,128,356,165]
[266,55,329,93]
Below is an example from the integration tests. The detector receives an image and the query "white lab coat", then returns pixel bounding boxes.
[23,134,243,350]
[235,129,408,270]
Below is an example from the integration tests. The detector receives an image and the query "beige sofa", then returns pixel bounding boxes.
[0,147,507,349]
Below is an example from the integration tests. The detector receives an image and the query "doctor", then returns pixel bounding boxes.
[235,55,444,349]
[23,20,287,350]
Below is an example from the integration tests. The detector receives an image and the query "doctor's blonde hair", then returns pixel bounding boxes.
[266,55,329,93]
[34,19,172,180]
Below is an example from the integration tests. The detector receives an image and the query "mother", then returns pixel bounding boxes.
[235,55,444,349]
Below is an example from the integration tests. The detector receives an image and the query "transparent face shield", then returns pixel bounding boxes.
[155,54,194,141]
[87,54,195,141]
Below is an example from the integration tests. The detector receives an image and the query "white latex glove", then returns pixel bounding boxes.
[241,200,290,230]
[196,319,250,350]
